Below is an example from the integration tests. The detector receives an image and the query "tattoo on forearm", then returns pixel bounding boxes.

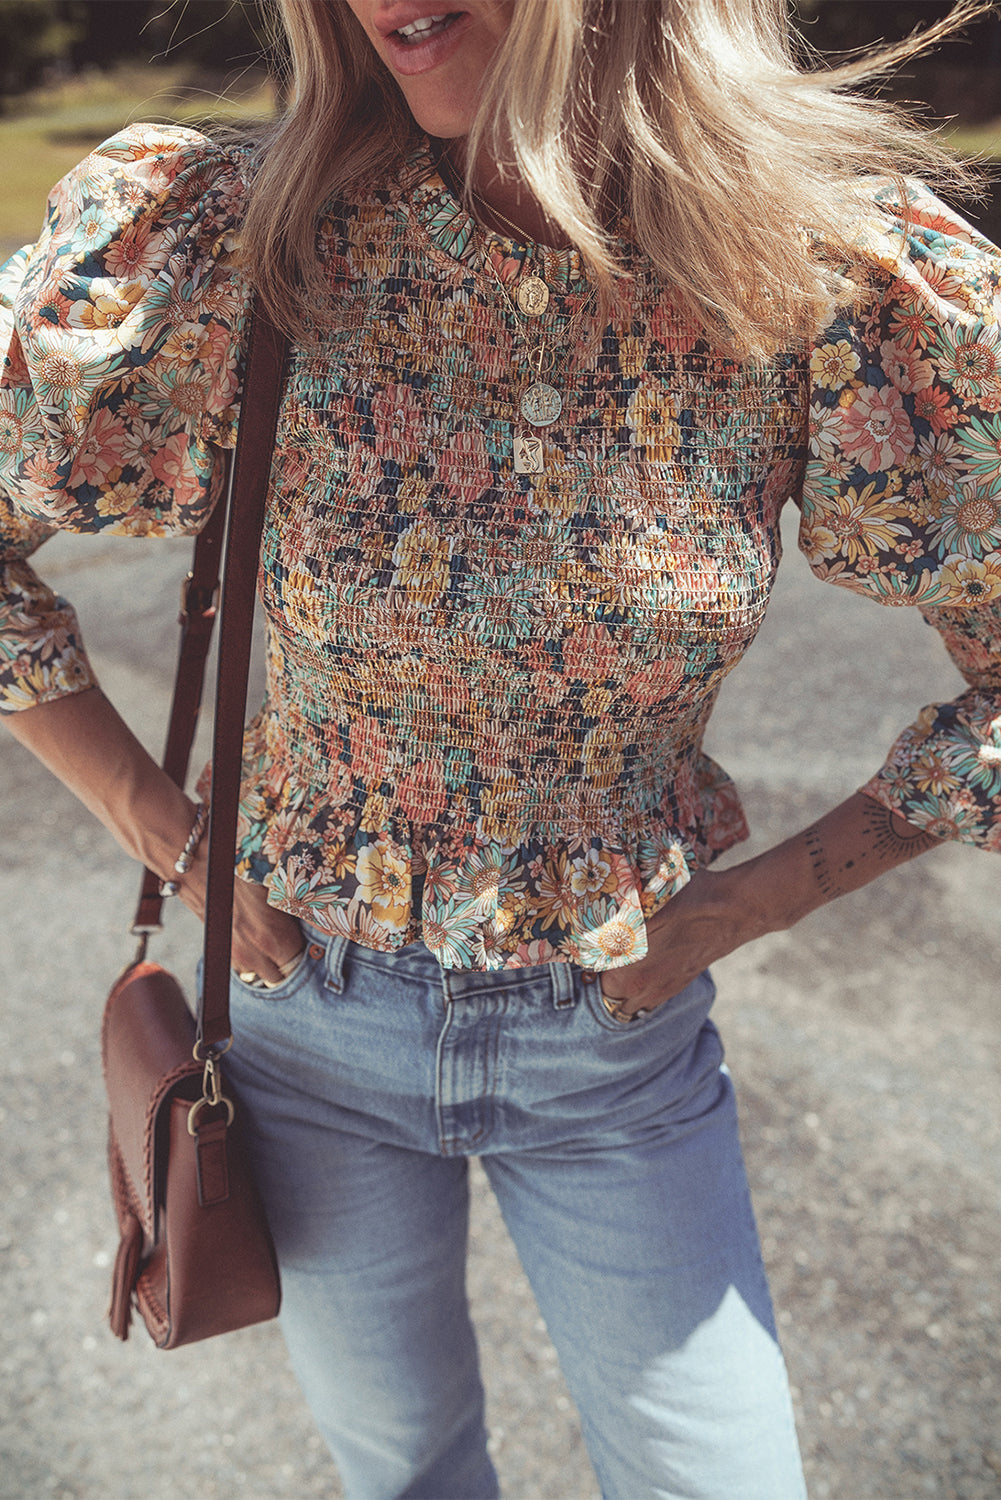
[806,801,938,902]
[860,801,939,862]
[805,827,856,900]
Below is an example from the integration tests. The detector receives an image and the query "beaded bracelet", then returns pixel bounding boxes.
[159,801,209,898]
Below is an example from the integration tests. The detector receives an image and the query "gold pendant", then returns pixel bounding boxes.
[513,433,544,475]
[516,275,550,317]
[520,382,562,427]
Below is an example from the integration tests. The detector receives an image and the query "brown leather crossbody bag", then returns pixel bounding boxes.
[101,304,289,1348]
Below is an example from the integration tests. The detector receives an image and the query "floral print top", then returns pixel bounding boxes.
[1,125,999,971]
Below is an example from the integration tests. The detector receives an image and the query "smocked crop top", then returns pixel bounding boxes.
[1,125,999,970]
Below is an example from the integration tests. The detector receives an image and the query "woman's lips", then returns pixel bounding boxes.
[381,11,473,76]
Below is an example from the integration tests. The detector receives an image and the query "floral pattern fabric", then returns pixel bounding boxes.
[1,126,999,971]
[803,181,1001,846]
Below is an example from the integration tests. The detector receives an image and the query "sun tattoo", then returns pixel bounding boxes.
[805,800,938,900]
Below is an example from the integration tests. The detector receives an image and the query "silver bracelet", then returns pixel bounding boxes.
[159,801,209,898]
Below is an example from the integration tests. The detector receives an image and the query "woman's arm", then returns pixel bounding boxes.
[4,687,303,981]
[598,791,939,1013]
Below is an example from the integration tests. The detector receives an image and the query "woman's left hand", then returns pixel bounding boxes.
[595,791,942,1020]
[595,867,759,1019]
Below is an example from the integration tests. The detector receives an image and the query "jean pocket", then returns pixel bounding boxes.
[581,968,716,1034]
[230,935,322,1002]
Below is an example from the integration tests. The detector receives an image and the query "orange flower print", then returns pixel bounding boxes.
[396,758,449,824]
[72,407,129,487]
[912,384,959,436]
[102,221,157,281]
[878,339,934,394]
[149,430,199,497]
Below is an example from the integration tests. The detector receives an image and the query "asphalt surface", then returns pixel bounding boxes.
[1,510,999,1500]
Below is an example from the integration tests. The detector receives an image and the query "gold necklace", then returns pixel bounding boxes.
[483,250,596,475]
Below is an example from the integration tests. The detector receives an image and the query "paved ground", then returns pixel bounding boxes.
[1,512,999,1500]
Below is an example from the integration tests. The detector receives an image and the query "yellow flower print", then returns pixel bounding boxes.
[161,321,209,365]
[391,519,453,600]
[582,724,624,787]
[569,848,614,900]
[805,482,910,566]
[74,281,145,332]
[910,750,962,799]
[937,555,1001,605]
[626,386,680,462]
[810,339,861,391]
[581,684,613,718]
[356,840,411,929]
[536,851,580,932]
[477,774,523,842]
[284,562,322,636]
[359,792,393,834]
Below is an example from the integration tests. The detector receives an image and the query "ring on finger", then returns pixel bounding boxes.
[600,993,652,1023]
[237,945,307,989]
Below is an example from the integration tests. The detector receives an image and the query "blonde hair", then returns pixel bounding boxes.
[243,0,992,359]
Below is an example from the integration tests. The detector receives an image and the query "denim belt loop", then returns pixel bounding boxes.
[549,960,575,1010]
[322,933,350,994]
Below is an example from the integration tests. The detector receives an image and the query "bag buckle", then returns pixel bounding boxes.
[187,1048,235,1136]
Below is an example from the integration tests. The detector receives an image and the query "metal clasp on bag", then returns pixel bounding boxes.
[187,1040,235,1136]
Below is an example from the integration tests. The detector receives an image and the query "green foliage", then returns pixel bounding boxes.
[0,1,82,101]
[0,1,278,107]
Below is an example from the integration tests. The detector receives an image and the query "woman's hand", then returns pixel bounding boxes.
[595,791,941,1020]
[176,847,306,985]
[596,867,760,1018]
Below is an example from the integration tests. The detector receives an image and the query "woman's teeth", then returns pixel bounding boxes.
[395,14,455,43]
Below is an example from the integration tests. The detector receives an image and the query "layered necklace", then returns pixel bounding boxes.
[429,149,598,478]
[482,247,597,476]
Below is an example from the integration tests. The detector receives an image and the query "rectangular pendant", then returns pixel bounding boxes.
[513,433,544,475]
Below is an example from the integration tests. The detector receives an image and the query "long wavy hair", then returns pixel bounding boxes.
[242,0,992,358]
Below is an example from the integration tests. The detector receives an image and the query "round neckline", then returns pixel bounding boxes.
[404,141,587,292]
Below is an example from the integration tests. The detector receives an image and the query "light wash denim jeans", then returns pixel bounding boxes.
[222,923,807,1500]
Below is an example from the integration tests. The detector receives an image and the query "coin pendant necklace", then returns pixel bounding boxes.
[521,346,563,428]
[516,274,550,317]
[483,250,594,472]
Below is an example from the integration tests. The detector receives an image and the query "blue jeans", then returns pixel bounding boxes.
[222,927,807,1500]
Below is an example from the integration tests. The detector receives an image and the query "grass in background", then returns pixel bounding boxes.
[1,67,998,260]
[0,63,275,253]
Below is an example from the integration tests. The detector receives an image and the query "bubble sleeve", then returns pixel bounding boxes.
[799,182,1001,850]
[0,124,251,712]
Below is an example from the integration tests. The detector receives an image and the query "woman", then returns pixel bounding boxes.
[1,1,999,1496]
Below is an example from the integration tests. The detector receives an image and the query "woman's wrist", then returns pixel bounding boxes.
[719,791,942,943]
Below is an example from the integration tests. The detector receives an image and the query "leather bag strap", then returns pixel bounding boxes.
[132,499,227,934]
[199,307,289,1051]
[129,300,290,1053]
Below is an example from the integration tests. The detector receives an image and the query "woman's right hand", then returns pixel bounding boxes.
[182,853,306,985]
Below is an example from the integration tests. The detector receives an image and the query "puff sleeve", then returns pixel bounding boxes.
[801,181,1001,849]
[0,123,251,712]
